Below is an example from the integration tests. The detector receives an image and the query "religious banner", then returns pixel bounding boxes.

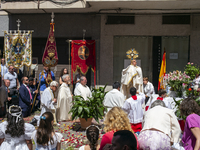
[42,23,58,68]
[71,40,96,85]
[158,50,166,90]
[4,31,32,69]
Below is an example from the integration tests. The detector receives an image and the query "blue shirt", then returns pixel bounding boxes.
[39,70,55,91]
[1,65,8,79]
[4,72,17,89]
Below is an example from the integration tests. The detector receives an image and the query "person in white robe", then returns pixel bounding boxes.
[143,77,155,108]
[149,89,172,110]
[30,81,58,126]
[103,82,125,113]
[74,76,92,100]
[122,87,145,133]
[56,74,72,121]
[120,59,143,99]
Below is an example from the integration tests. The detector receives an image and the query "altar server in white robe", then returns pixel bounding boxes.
[30,81,58,126]
[103,81,125,113]
[121,59,143,99]
[74,76,92,100]
[122,87,145,133]
[57,74,72,121]
[149,89,172,110]
[143,77,155,106]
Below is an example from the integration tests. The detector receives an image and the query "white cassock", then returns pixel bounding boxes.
[120,65,144,99]
[103,89,125,113]
[149,94,172,110]
[74,84,92,100]
[38,87,56,125]
[144,81,155,107]
[56,83,72,121]
[122,93,145,124]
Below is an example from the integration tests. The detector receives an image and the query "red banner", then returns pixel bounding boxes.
[42,23,58,68]
[71,40,96,85]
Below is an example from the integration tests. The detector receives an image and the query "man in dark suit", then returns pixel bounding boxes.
[19,76,32,117]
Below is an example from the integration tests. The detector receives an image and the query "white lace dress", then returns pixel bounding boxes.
[0,121,35,150]
[32,130,63,150]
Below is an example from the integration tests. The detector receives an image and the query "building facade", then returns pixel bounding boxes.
[1,0,200,89]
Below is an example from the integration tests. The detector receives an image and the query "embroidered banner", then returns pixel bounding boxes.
[42,23,58,68]
[4,31,32,69]
[71,40,96,85]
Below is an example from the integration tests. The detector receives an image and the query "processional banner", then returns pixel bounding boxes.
[4,31,32,69]
[42,23,58,68]
[71,40,96,85]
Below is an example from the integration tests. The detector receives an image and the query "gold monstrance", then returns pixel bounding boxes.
[126,48,139,60]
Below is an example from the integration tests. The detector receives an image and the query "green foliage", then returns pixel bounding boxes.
[173,98,186,120]
[69,85,107,122]
[185,62,200,80]
[185,88,199,97]
[64,147,74,150]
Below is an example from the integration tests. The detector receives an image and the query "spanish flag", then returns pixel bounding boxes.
[158,51,166,91]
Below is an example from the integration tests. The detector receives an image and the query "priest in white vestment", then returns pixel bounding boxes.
[103,82,125,113]
[57,74,72,121]
[30,81,58,126]
[74,76,92,100]
[121,59,144,99]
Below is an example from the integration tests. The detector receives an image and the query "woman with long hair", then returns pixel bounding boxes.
[59,68,68,85]
[79,125,100,150]
[180,98,200,150]
[0,105,35,150]
[32,112,63,150]
[99,107,139,150]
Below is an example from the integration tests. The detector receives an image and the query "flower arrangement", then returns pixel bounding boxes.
[164,70,190,97]
[185,62,200,80]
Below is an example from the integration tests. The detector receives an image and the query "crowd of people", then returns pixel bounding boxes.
[0,57,200,150]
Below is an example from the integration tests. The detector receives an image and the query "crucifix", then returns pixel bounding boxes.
[51,12,55,23]
[83,29,86,40]
[16,19,21,31]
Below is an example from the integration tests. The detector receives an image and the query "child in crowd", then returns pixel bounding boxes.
[143,77,155,105]
[122,87,145,134]
[79,125,100,150]
[0,105,35,150]
[32,112,63,150]
[149,89,172,109]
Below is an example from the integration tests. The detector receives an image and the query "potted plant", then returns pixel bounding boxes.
[69,85,107,129]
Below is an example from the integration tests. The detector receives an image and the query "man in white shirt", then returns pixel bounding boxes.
[4,65,20,108]
[122,87,145,133]
[103,82,125,113]
[74,76,92,100]
[1,58,8,81]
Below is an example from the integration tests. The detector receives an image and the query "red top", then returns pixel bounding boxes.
[99,130,139,150]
